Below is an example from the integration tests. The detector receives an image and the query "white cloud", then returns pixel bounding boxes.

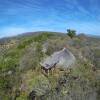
[0,27,29,38]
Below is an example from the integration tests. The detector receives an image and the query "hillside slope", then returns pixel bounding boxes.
[0,32,100,100]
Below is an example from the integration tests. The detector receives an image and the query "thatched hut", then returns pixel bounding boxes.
[40,47,75,73]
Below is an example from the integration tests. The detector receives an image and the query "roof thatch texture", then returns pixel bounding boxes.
[40,48,75,70]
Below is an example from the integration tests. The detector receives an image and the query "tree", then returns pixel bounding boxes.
[67,29,76,38]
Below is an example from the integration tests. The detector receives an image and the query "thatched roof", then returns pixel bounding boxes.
[40,47,75,70]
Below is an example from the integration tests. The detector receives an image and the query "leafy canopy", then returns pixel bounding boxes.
[67,29,76,38]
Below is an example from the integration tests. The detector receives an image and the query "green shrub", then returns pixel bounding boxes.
[33,32,54,42]
[67,29,76,38]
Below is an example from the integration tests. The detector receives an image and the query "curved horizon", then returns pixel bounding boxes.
[0,0,100,38]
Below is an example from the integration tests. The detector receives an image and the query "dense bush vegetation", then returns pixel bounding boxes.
[0,32,100,100]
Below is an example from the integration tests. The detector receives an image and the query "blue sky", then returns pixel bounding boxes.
[0,0,100,38]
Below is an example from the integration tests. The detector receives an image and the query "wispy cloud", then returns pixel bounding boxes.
[0,0,100,37]
[0,27,29,38]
